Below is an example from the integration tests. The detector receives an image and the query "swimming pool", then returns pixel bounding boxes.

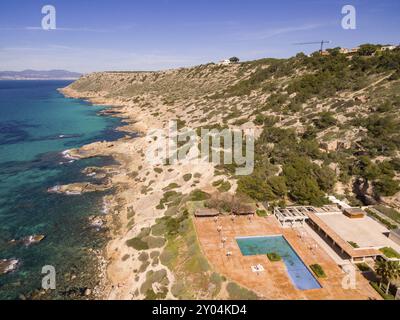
[236,235,322,290]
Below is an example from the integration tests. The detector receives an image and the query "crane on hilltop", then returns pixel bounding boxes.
[294,40,332,53]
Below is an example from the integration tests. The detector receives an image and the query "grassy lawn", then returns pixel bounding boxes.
[379,247,400,259]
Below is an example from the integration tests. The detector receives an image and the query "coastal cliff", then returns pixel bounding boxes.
[61,48,400,299]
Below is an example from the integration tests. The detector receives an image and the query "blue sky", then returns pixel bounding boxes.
[0,0,399,73]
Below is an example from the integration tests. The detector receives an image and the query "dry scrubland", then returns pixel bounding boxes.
[61,45,400,299]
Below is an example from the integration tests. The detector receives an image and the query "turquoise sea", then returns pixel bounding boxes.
[0,81,125,299]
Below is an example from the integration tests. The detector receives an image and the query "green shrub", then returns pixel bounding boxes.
[313,112,337,130]
[254,114,265,126]
[126,237,149,250]
[256,210,268,217]
[138,252,149,262]
[163,183,180,191]
[310,264,327,278]
[171,281,186,298]
[379,247,400,259]
[370,281,395,300]
[267,253,282,262]
[145,236,166,249]
[348,241,360,248]
[154,168,163,174]
[188,189,211,201]
[218,181,231,192]
[356,263,372,272]
[160,246,178,267]
[183,173,192,182]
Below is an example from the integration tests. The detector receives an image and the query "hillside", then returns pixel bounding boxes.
[67,44,400,210]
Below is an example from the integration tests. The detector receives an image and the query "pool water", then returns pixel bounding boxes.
[236,235,322,290]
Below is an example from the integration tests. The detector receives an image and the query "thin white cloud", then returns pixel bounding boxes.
[235,23,330,41]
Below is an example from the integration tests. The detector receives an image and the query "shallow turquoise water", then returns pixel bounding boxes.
[0,81,126,299]
[236,235,322,291]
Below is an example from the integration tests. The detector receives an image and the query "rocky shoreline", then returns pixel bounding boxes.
[59,87,148,300]
[58,78,232,300]
[59,84,190,300]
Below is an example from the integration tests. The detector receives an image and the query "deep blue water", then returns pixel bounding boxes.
[0,81,126,300]
[236,235,322,291]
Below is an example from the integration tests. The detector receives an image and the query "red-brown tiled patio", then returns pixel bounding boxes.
[193,215,381,300]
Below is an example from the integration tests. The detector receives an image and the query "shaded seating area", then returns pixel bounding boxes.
[274,206,310,228]
[194,208,219,218]
[232,203,256,216]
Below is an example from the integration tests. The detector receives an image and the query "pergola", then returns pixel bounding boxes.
[274,206,311,228]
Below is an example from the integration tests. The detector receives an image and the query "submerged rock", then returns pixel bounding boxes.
[82,167,107,179]
[0,259,19,275]
[48,181,111,195]
[9,234,45,247]
[88,216,107,231]
[22,235,45,246]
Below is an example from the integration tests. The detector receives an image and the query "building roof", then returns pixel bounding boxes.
[195,208,219,217]
[307,212,381,259]
[232,203,256,215]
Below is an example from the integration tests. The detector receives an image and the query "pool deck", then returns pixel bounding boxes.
[193,215,381,300]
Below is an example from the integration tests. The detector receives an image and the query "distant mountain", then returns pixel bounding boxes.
[0,70,82,80]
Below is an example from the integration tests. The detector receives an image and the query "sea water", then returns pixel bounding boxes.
[0,81,126,299]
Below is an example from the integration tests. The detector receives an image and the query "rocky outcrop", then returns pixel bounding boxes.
[48,181,112,195]
[9,235,45,247]
[0,259,19,275]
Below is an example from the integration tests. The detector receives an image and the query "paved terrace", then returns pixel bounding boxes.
[194,215,381,300]
[306,212,382,261]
